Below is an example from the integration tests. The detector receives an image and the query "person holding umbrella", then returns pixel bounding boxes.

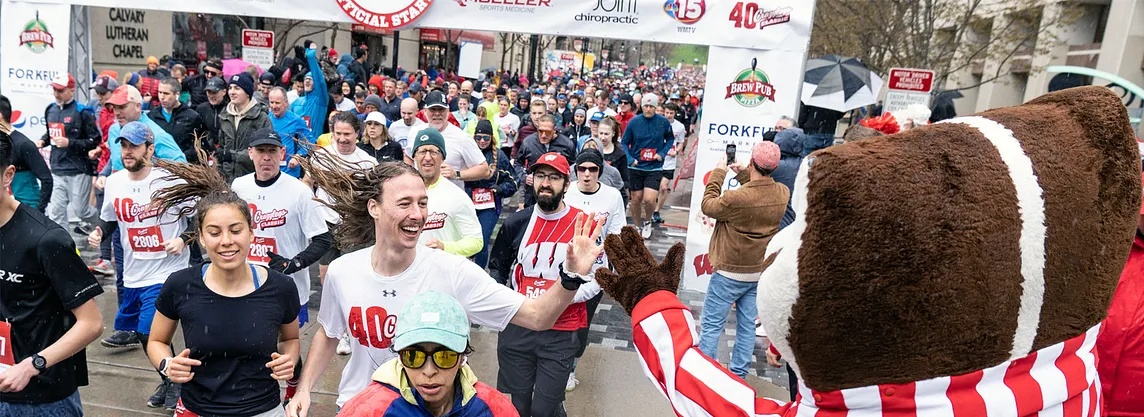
[799,55,883,156]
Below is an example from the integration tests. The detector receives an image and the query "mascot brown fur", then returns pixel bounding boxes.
[598,86,1140,415]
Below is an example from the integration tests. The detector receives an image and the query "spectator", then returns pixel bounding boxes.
[254,72,276,106]
[41,73,102,229]
[797,104,843,156]
[138,55,169,80]
[149,78,207,163]
[267,87,314,178]
[215,72,272,182]
[771,128,805,230]
[193,77,229,149]
[697,141,789,379]
[182,58,222,107]
[774,116,796,131]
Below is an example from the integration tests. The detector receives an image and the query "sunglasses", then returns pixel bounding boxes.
[399,348,461,369]
[204,69,220,76]
[538,129,555,135]
[474,134,493,142]
[576,165,599,173]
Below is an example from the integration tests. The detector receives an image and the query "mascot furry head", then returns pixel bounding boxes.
[599,86,1140,415]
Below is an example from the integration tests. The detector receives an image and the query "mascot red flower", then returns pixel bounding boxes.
[597,86,1141,416]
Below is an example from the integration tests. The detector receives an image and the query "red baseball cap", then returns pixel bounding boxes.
[530,152,570,176]
[51,73,75,90]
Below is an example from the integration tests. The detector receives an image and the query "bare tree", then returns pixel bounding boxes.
[809,0,1080,91]
[268,19,340,59]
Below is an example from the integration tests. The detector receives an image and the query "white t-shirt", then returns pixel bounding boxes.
[663,119,686,170]
[387,119,427,153]
[406,125,486,189]
[315,145,379,223]
[318,245,525,405]
[335,97,356,112]
[287,90,300,105]
[594,106,617,118]
[231,173,329,305]
[100,168,190,288]
[495,112,521,148]
[419,177,482,249]
[564,183,626,272]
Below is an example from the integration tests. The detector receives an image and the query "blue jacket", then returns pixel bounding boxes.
[772,128,805,230]
[107,113,188,171]
[290,49,329,135]
[621,113,674,172]
[338,359,517,417]
[337,53,355,83]
[269,110,314,178]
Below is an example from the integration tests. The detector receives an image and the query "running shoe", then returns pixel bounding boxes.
[89,259,114,276]
[101,330,141,349]
[565,372,579,392]
[147,380,169,408]
[651,211,663,224]
[641,221,653,239]
[165,382,181,410]
[337,334,352,355]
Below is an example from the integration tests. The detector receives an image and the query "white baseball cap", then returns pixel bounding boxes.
[365,111,387,125]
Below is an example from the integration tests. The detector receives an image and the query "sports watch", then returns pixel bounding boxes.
[31,353,48,372]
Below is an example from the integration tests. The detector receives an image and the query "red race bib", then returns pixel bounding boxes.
[173,399,200,417]
[640,148,657,162]
[471,188,495,210]
[48,122,65,139]
[303,116,312,129]
[127,226,165,256]
[248,236,279,264]
[520,276,555,299]
[0,321,13,369]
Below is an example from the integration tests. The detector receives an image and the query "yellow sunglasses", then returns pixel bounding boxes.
[399,348,461,369]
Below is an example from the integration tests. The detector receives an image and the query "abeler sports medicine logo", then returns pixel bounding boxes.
[18,11,55,54]
[725,58,775,107]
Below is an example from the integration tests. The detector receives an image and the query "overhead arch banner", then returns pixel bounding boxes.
[40,0,812,50]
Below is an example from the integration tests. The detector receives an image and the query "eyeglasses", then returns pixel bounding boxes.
[576,165,599,173]
[415,148,442,158]
[399,348,461,369]
[533,172,564,183]
[474,134,493,142]
[620,101,631,105]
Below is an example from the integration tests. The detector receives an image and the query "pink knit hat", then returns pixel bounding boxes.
[752,141,781,171]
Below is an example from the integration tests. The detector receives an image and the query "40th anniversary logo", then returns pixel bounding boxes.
[336,0,433,30]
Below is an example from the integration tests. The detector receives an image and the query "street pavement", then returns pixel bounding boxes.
[73,162,794,415]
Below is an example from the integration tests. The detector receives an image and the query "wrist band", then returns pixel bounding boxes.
[560,263,590,291]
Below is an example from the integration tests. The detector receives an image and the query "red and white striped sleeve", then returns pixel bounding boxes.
[630,291,796,417]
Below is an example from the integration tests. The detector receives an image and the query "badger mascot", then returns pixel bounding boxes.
[597,86,1141,416]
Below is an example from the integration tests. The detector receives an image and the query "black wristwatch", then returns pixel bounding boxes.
[559,263,590,291]
[31,353,47,372]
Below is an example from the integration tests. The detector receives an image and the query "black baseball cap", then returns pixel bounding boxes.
[409,83,424,94]
[424,91,447,109]
[248,128,283,148]
[205,77,227,92]
[258,72,276,86]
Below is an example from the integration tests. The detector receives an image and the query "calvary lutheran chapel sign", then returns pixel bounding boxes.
[336,0,433,29]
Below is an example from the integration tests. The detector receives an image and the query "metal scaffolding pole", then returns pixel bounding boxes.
[69,5,92,105]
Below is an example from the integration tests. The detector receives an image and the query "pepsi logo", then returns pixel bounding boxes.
[12,110,25,128]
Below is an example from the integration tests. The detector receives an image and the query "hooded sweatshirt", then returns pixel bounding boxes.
[268,110,314,178]
[338,358,517,417]
[772,128,805,230]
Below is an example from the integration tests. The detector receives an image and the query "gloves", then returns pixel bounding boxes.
[214,150,233,163]
[266,252,301,275]
[596,226,686,315]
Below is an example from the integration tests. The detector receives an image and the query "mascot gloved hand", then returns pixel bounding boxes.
[600,86,1141,416]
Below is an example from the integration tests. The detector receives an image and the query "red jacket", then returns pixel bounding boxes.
[1097,233,1144,417]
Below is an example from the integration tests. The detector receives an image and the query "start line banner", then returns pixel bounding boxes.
[41,0,812,51]
[0,0,72,140]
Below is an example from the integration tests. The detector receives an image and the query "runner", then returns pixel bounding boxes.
[229,128,333,401]
[622,93,674,239]
[86,121,192,409]
[0,131,104,416]
[561,148,626,392]
[285,153,604,416]
[409,91,489,189]
[0,95,52,211]
[357,112,404,163]
[147,152,301,417]
[411,129,483,258]
[488,152,602,417]
[652,102,687,224]
[464,120,518,267]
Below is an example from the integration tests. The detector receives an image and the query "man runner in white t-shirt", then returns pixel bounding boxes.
[229,128,333,401]
[405,91,489,189]
[387,98,426,158]
[410,129,483,258]
[87,121,191,409]
[561,148,627,392]
[285,160,605,416]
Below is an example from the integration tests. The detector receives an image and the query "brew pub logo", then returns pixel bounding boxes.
[249,204,288,230]
[725,58,775,107]
[19,11,54,54]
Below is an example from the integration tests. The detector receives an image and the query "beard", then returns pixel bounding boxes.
[535,185,565,212]
[123,157,148,172]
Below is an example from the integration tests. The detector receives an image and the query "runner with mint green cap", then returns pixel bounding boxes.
[338,291,517,416]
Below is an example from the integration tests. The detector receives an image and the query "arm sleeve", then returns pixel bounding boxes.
[295,189,332,266]
[306,50,329,104]
[572,280,601,303]
[39,229,104,310]
[292,230,333,268]
[632,291,793,417]
[443,199,483,258]
[700,168,735,221]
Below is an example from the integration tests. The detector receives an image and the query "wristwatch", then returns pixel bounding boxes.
[559,263,591,291]
[158,358,171,376]
[31,353,47,372]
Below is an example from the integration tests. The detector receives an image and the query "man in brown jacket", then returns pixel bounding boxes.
[697,140,789,378]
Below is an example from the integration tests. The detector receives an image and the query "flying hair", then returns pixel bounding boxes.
[150,135,252,232]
